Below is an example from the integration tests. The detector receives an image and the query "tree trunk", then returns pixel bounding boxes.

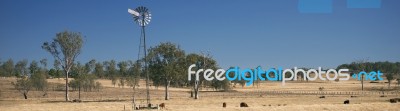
[132,85,136,110]
[65,70,70,101]
[194,89,197,99]
[132,95,136,110]
[361,75,364,91]
[23,92,28,99]
[194,80,199,99]
[165,80,170,100]
[191,80,195,98]
[388,80,391,89]
[79,85,81,99]
[194,88,199,99]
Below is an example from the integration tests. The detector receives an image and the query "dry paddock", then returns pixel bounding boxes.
[1,77,400,111]
[1,95,400,111]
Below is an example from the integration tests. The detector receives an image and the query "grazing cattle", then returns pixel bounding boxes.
[344,100,350,104]
[350,96,357,98]
[222,102,226,108]
[159,103,165,109]
[240,102,248,107]
[319,96,325,98]
[389,98,400,103]
[389,99,397,103]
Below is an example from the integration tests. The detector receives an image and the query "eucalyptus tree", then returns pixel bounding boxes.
[39,58,48,78]
[2,59,14,77]
[126,60,141,105]
[386,64,397,88]
[12,59,30,99]
[14,60,28,78]
[353,59,368,91]
[118,61,128,88]
[53,60,62,79]
[85,59,96,74]
[147,42,186,100]
[42,30,84,101]
[104,60,117,87]
[186,53,218,99]
[94,62,105,78]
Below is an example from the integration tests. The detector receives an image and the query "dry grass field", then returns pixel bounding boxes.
[0,77,399,111]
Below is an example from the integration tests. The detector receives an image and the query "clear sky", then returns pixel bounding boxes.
[1,0,399,69]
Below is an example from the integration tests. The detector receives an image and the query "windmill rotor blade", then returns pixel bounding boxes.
[141,6,146,11]
[142,6,147,12]
[129,6,151,26]
[147,14,152,18]
[136,6,144,13]
[128,8,140,16]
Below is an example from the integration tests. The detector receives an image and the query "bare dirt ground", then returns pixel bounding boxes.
[0,77,399,111]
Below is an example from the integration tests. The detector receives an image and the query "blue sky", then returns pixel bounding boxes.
[0,0,399,69]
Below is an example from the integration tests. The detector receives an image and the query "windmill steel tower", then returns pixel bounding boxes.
[128,6,152,106]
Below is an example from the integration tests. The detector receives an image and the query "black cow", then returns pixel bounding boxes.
[344,100,350,104]
[240,102,249,107]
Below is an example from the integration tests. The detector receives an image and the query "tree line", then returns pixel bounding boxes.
[337,61,400,89]
[2,30,399,101]
[0,30,230,100]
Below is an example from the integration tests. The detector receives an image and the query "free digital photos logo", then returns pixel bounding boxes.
[188,64,384,86]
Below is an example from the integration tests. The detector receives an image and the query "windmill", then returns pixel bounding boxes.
[128,6,152,106]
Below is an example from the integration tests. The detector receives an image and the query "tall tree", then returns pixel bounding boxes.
[12,59,30,99]
[39,58,48,78]
[118,61,128,77]
[117,61,128,88]
[126,60,141,106]
[127,60,140,88]
[354,59,368,91]
[85,59,96,74]
[15,60,28,78]
[29,61,39,77]
[53,60,62,79]
[42,30,84,101]
[70,61,97,99]
[148,42,186,100]
[386,73,394,88]
[2,59,14,77]
[30,61,48,94]
[94,62,104,78]
[104,60,117,87]
[386,64,397,88]
[185,53,218,99]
